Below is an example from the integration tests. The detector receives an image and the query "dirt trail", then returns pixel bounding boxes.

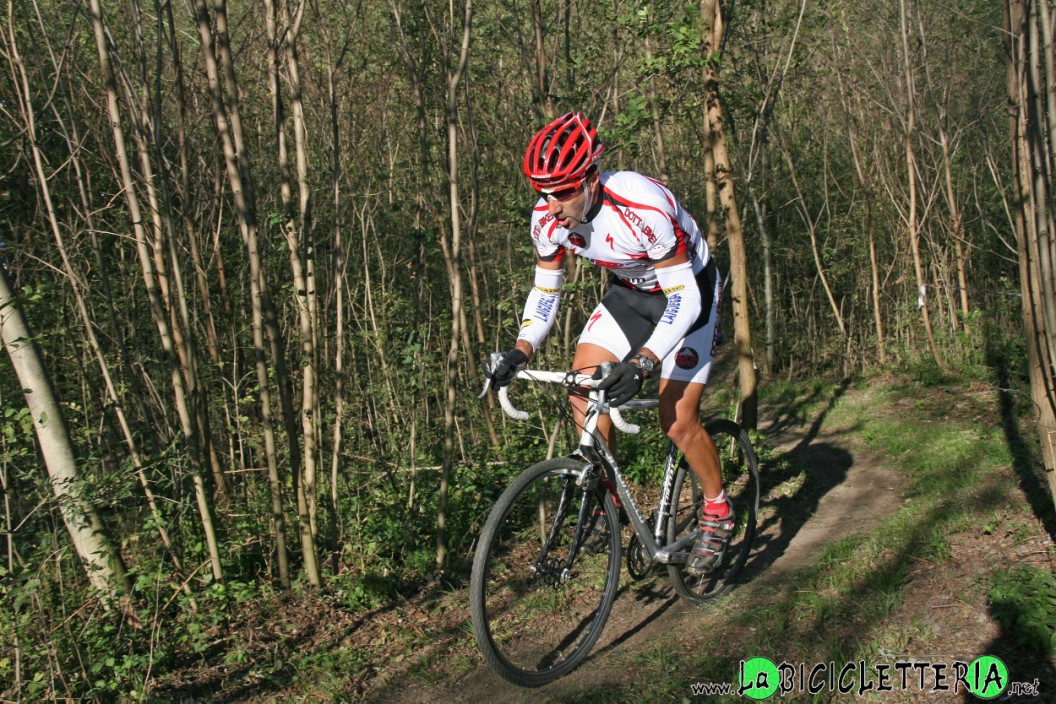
[373,394,906,703]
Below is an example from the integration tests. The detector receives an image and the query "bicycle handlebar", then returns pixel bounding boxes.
[480,356,645,434]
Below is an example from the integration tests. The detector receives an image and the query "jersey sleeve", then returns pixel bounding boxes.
[605,174,688,263]
[530,204,565,261]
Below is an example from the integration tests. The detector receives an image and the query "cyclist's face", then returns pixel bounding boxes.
[546,172,596,228]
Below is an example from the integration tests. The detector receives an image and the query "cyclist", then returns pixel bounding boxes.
[487,111,729,576]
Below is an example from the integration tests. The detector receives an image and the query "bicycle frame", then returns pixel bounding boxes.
[488,363,697,567]
[574,396,696,566]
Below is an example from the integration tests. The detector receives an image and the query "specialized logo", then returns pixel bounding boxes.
[675,346,699,369]
[587,312,604,331]
[532,212,555,239]
[569,233,586,248]
[605,232,615,249]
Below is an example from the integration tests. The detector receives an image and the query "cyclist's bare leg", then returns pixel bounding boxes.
[570,343,618,446]
[658,379,722,498]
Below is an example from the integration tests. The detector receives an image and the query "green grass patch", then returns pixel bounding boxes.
[988,566,1056,656]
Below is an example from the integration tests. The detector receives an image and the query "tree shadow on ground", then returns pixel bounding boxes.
[991,352,1056,542]
[761,377,850,443]
[152,593,407,702]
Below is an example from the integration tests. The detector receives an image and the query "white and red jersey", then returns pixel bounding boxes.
[529,171,711,292]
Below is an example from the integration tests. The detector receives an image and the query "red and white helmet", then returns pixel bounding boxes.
[523,112,604,193]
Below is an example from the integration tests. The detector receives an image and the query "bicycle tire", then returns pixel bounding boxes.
[470,457,622,687]
[666,418,760,602]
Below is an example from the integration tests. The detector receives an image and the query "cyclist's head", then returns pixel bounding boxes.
[523,112,604,195]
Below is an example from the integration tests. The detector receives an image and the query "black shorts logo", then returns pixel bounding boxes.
[675,346,699,369]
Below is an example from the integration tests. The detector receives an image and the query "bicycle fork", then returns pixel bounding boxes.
[532,467,602,585]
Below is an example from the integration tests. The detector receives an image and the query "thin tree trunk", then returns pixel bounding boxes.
[749,187,774,372]
[899,0,942,368]
[321,11,349,563]
[12,4,188,573]
[780,141,847,339]
[1006,0,1056,497]
[644,36,669,181]
[265,0,321,587]
[531,0,554,119]
[702,0,757,429]
[436,0,472,572]
[88,0,224,583]
[193,0,288,587]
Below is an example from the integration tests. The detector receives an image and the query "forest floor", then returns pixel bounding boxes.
[152,373,1056,703]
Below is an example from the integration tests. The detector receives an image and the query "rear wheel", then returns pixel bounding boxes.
[470,458,622,687]
[666,419,759,602]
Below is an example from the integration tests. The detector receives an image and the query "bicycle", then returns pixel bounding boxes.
[470,358,761,687]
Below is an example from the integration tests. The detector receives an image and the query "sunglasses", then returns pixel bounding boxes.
[546,184,581,202]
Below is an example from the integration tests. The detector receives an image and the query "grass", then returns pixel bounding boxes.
[988,566,1056,656]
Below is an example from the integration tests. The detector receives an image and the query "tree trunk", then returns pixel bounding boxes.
[899,0,943,368]
[644,36,670,181]
[265,0,321,588]
[88,0,224,584]
[1005,0,1056,498]
[7,6,190,575]
[0,267,130,606]
[436,0,472,573]
[193,0,288,587]
[702,0,758,429]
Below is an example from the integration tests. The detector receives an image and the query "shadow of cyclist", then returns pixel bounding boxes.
[742,440,856,582]
[739,377,862,581]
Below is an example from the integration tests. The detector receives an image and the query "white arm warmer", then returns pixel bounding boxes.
[516,266,565,351]
[641,262,702,361]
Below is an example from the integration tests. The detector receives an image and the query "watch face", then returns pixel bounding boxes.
[634,354,654,376]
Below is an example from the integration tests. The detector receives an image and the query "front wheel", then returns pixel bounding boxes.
[666,418,760,602]
[470,458,622,687]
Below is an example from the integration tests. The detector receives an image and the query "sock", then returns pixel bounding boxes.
[702,490,730,520]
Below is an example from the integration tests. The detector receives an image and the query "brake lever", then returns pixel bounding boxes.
[479,351,505,399]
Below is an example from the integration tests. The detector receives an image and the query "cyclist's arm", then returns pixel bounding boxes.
[636,251,702,365]
[515,254,564,358]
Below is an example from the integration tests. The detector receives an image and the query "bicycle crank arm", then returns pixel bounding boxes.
[653,530,698,564]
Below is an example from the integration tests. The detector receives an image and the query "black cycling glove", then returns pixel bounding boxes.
[486,348,528,388]
[596,362,644,407]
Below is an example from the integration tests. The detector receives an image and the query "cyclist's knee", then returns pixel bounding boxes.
[663,417,703,447]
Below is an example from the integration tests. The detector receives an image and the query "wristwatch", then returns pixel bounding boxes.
[630,353,655,379]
